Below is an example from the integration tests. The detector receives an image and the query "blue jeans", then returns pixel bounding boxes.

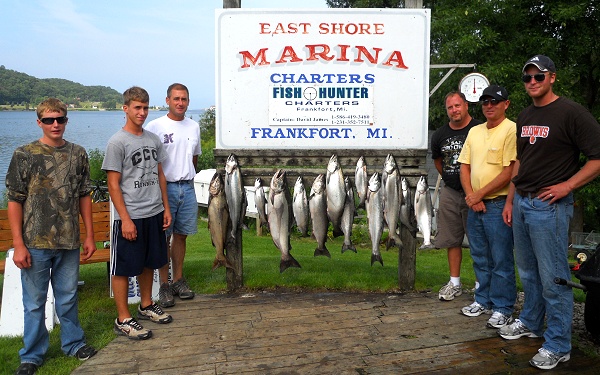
[512,192,574,355]
[467,199,516,315]
[166,180,198,236]
[20,248,86,365]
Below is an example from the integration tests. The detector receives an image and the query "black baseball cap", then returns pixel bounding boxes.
[479,85,509,101]
[523,55,556,73]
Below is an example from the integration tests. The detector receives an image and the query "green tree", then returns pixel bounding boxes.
[198,107,216,170]
[88,148,107,182]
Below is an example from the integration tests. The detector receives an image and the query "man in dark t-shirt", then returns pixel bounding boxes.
[430,91,483,301]
[499,55,600,370]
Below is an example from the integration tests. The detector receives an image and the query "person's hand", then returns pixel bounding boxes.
[538,183,570,204]
[502,201,513,227]
[12,244,31,269]
[81,238,97,261]
[163,211,172,231]
[465,191,483,208]
[121,219,137,241]
[471,201,487,213]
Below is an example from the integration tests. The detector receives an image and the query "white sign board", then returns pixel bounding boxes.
[216,8,430,150]
[0,250,56,337]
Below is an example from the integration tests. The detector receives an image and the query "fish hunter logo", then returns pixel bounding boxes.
[521,125,549,144]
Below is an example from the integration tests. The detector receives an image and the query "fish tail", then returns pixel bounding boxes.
[212,257,235,271]
[341,242,357,254]
[314,246,331,258]
[385,235,403,250]
[280,254,302,273]
[371,253,384,266]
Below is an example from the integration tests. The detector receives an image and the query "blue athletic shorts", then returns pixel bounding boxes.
[166,180,198,236]
[110,211,169,277]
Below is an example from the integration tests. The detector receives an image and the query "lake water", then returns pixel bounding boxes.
[0,109,205,192]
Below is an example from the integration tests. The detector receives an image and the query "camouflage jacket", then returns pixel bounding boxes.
[5,140,92,250]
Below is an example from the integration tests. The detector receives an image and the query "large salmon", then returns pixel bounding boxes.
[326,154,346,238]
[414,176,434,249]
[366,172,384,266]
[254,177,268,228]
[309,174,330,258]
[382,154,403,250]
[268,169,300,272]
[207,172,233,270]
[292,176,309,237]
[341,176,356,253]
[224,154,246,241]
[400,177,417,235]
[355,156,368,209]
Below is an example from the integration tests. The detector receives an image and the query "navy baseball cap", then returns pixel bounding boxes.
[523,55,556,73]
[479,85,509,101]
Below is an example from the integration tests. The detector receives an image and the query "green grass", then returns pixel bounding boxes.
[0,218,588,374]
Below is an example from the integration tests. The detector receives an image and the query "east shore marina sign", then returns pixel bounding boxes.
[215,8,430,150]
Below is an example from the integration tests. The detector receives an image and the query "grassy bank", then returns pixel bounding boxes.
[0,219,587,374]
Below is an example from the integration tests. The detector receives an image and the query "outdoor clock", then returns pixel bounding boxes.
[459,72,490,103]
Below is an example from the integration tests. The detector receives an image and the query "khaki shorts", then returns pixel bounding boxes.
[434,186,468,248]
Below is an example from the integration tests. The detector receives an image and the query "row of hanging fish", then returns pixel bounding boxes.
[207,153,434,274]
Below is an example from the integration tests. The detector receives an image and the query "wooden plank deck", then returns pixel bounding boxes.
[72,292,599,374]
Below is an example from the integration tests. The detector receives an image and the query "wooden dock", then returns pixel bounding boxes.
[72,291,599,374]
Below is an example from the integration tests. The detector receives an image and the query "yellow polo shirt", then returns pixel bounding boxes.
[458,118,517,199]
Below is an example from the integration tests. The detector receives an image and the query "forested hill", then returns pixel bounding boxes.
[0,65,122,109]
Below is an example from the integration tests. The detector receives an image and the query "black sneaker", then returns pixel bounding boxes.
[15,363,38,375]
[137,303,173,324]
[114,317,152,340]
[158,282,175,308]
[75,344,97,361]
[171,277,195,299]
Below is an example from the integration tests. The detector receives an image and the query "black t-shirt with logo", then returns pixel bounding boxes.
[513,97,600,192]
[430,118,482,191]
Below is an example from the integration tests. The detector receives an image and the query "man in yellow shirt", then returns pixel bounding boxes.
[457,85,517,329]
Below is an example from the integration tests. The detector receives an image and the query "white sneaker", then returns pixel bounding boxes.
[498,318,539,340]
[461,301,491,317]
[438,281,462,301]
[529,348,570,370]
[486,311,513,328]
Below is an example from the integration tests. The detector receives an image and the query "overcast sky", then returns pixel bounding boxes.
[1,0,329,109]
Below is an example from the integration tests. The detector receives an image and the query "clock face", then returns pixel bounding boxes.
[459,73,490,103]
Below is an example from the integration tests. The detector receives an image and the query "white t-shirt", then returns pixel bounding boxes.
[145,115,202,182]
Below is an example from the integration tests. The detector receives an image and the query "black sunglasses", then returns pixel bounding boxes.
[522,73,547,83]
[481,99,503,106]
[40,116,68,125]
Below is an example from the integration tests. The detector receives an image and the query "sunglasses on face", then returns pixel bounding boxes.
[522,73,547,83]
[40,116,68,125]
[481,99,503,106]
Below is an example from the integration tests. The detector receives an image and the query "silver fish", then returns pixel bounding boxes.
[268,169,300,272]
[341,176,356,253]
[292,176,309,237]
[414,176,434,249]
[326,154,346,238]
[254,178,268,228]
[224,154,246,241]
[355,156,368,209]
[309,174,330,258]
[366,172,384,266]
[207,173,233,270]
[400,177,417,234]
[382,154,403,250]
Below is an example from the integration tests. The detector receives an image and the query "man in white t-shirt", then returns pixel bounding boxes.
[145,83,201,307]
